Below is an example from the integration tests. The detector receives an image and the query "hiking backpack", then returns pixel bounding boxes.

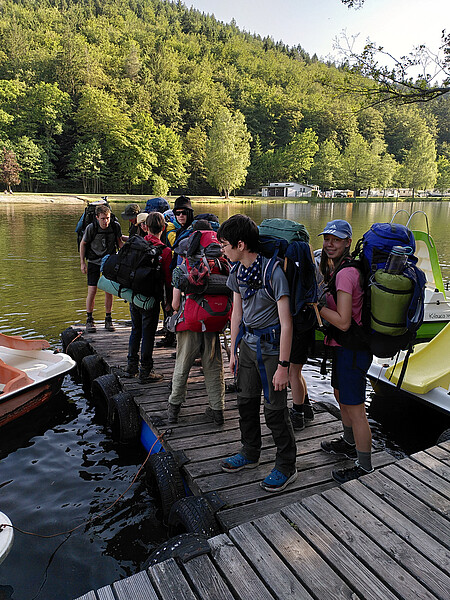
[256,219,319,334]
[102,236,163,298]
[326,220,426,361]
[75,198,120,251]
[177,229,232,333]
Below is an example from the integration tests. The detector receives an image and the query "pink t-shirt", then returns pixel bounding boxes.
[325,266,363,347]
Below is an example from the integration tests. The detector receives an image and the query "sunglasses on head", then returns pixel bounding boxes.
[175,209,188,216]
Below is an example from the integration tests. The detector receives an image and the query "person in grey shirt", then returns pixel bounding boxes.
[217,214,297,493]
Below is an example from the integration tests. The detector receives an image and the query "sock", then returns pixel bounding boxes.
[87,312,93,320]
[293,404,304,413]
[356,450,373,472]
[105,312,112,320]
[304,394,310,405]
[343,425,355,446]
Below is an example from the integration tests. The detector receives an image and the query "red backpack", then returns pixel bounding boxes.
[177,230,232,333]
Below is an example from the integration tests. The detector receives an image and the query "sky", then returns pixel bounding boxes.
[183,0,448,67]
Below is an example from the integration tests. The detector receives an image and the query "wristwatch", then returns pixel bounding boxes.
[278,360,290,368]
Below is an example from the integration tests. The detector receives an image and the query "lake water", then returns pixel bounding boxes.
[0,199,449,599]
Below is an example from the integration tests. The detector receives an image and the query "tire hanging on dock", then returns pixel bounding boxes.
[66,339,95,372]
[107,391,141,445]
[144,453,186,520]
[437,428,450,444]
[60,327,82,353]
[80,354,109,395]
[168,496,220,538]
[142,533,210,569]
[91,373,123,417]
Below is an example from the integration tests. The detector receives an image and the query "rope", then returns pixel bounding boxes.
[0,430,168,539]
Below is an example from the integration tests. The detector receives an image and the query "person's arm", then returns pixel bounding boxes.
[80,239,87,274]
[229,291,243,375]
[172,288,181,312]
[319,290,352,331]
[162,247,173,309]
[117,236,124,249]
[272,294,292,391]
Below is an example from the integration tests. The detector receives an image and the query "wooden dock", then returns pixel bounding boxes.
[75,440,450,600]
[81,323,395,530]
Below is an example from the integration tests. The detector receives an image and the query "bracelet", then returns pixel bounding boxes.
[278,360,290,368]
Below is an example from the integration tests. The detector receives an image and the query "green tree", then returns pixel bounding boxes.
[205,107,251,197]
[14,136,52,192]
[310,139,342,191]
[0,147,21,192]
[68,139,105,194]
[281,129,319,181]
[339,133,374,193]
[398,129,438,194]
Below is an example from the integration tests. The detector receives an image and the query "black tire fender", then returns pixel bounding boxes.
[108,391,141,445]
[168,496,220,538]
[66,339,95,371]
[60,327,82,353]
[91,373,123,415]
[80,354,108,394]
[143,533,210,569]
[437,428,450,444]
[144,453,185,520]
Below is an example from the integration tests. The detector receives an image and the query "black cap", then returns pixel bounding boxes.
[121,203,141,219]
[173,195,193,212]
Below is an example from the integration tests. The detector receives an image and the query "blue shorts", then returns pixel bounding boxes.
[331,346,372,405]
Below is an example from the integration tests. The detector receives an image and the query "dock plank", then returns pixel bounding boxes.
[208,534,275,600]
[96,587,115,600]
[148,558,197,600]
[112,571,158,600]
[410,450,450,483]
[323,486,450,599]
[302,493,438,600]
[341,479,450,573]
[182,554,236,600]
[228,522,313,599]
[281,502,399,600]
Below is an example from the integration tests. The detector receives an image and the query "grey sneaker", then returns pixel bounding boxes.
[321,436,357,459]
[105,317,115,332]
[139,369,164,384]
[205,406,224,425]
[85,319,96,333]
[167,403,181,424]
[289,407,305,431]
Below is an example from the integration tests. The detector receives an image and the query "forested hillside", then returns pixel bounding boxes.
[0,0,448,195]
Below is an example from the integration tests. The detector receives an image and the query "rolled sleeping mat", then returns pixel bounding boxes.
[370,270,413,336]
[97,276,156,310]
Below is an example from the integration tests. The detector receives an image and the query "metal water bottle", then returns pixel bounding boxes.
[385,246,409,274]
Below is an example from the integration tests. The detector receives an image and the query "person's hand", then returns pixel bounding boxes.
[229,353,237,375]
[80,262,87,274]
[272,366,289,391]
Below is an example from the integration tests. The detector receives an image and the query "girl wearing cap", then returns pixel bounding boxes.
[166,195,194,248]
[318,219,374,483]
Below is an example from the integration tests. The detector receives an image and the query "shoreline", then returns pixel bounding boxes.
[1,193,448,205]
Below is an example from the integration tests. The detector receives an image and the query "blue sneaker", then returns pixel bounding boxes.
[260,468,298,492]
[221,453,259,473]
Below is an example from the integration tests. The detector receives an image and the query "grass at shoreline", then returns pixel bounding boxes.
[4,192,450,204]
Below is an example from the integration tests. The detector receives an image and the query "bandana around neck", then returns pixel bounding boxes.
[237,254,263,299]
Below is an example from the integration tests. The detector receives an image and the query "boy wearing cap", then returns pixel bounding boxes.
[80,205,123,333]
[121,203,141,240]
[217,214,297,493]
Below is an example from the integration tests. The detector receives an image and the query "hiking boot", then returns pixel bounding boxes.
[332,462,374,484]
[205,406,224,426]
[289,407,305,431]
[139,369,164,384]
[85,319,96,333]
[104,317,115,332]
[167,403,181,424]
[260,468,298,493]
[321,436,357,459]
[221,453,259,473]
[304,397,315,423]
[121,364,138,379]
[156,332,176,347]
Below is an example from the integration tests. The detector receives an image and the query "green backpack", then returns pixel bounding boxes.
[258,218,310,243]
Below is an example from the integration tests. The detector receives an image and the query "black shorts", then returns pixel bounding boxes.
[87,262,101,287]
[289,327,315,365]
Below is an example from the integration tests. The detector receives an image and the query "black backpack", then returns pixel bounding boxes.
[102,236,163,298]
[75,198,120,250]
